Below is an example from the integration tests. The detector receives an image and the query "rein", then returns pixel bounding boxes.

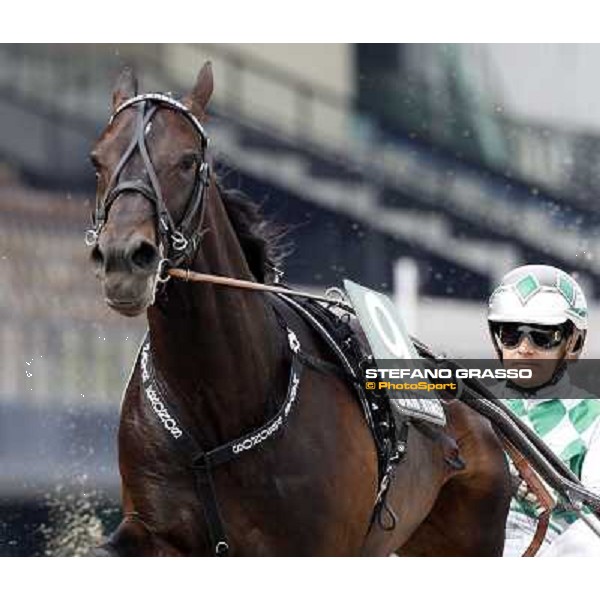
[500,435,555,557]
[166,267,354,310]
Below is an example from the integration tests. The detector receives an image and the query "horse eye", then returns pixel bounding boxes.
[179,154,197,172]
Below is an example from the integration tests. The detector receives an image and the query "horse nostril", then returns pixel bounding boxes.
[90,245,104,267]
[129,240,159,271]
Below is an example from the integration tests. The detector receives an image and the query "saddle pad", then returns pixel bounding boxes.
[344,279,446,426]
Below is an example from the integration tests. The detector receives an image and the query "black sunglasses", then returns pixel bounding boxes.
[496,323,565,350]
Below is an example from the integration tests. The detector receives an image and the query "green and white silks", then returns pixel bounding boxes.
[493,375,600,557]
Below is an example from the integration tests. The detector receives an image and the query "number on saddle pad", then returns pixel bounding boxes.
[343,279,446,426]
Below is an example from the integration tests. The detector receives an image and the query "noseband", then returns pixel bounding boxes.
[86,93,211,272]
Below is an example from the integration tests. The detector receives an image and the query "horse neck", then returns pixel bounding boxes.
[147,182,282,444]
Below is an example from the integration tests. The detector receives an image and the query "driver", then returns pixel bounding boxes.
[487,264,600,556]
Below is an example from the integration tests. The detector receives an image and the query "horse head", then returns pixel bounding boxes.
[88,63,214,316]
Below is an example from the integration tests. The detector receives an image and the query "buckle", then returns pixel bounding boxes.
[171,231,189,252]
[215,541,229,556]
[158,216,170,235]
[325,286,347,303]
[84,228,99,247]
[150,258,172,306]
[272,266,284,284]
[156,258,172,284]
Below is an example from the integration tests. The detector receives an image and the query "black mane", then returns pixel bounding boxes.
[216,181,289,283]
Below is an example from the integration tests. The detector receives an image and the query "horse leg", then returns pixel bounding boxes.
[397,401,511,556]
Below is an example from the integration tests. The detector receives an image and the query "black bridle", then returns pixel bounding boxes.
[86,93,211,274]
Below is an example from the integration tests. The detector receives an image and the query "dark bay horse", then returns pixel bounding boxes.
[87,63,511,556]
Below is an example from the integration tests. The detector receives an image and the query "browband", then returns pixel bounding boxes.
[110,93,210,149]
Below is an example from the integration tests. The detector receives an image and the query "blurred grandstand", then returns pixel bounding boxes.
[2,43,600,554]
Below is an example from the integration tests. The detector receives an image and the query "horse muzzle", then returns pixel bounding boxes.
[103,273,156,316]
[91,235,161,316]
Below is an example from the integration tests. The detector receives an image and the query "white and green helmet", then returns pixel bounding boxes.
[488,265,588,331]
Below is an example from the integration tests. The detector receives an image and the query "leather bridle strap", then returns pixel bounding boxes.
[92,104,158,234]
[110,93,209,145]
[134,103,174,238]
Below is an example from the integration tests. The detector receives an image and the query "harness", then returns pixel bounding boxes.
[275,294,408,529]
[135,292,406,556]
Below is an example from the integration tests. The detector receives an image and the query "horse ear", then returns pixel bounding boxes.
[112,67,138,111]
[184,61,214,117]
